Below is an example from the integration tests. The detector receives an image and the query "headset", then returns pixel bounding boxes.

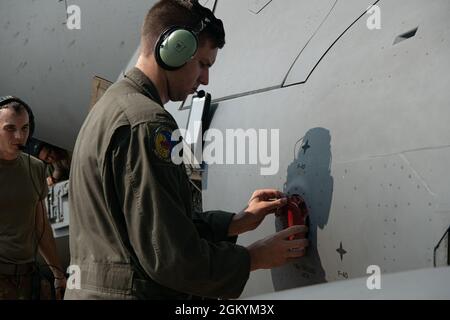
[0,95,35,144]
[154,1,215,71]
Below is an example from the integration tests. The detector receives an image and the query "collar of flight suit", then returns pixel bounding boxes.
[124,67,164,107]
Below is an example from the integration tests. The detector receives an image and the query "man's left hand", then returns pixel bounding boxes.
[228,189,287,236]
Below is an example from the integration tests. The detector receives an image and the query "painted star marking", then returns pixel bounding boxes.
[302,140,310,154]
[336,242,347,261]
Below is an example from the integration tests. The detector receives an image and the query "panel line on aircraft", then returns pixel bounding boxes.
[248,0,273,15]
[211,85,282,104]
[282,0,381,89]
[281,0,338,87]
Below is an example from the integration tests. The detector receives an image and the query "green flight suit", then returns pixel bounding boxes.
[65,68,250,300]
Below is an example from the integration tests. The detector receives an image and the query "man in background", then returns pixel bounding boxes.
[36,143,71,186]
[0,96,66,299]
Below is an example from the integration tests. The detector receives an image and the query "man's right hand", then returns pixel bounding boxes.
[247,225,309,271]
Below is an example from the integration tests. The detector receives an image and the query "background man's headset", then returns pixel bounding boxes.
[0,95,63,298]
[154,1,216,71]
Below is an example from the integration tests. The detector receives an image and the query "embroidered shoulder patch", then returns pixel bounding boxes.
[152,125,176,163]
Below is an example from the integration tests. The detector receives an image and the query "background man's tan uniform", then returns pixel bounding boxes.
[66,68,250,299]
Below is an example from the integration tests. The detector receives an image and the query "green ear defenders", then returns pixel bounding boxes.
[155,10,212,70]
[0,95,35,142]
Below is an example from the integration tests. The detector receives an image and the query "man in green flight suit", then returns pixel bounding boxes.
[66,0,308,300]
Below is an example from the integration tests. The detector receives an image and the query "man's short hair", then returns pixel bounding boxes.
[141,0,225,56]
[0,101,27,115]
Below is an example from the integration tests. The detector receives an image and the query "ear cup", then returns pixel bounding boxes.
[155,27,199,70]
[0,96,35,142]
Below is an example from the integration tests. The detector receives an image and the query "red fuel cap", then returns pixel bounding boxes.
[282,194,308,240]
